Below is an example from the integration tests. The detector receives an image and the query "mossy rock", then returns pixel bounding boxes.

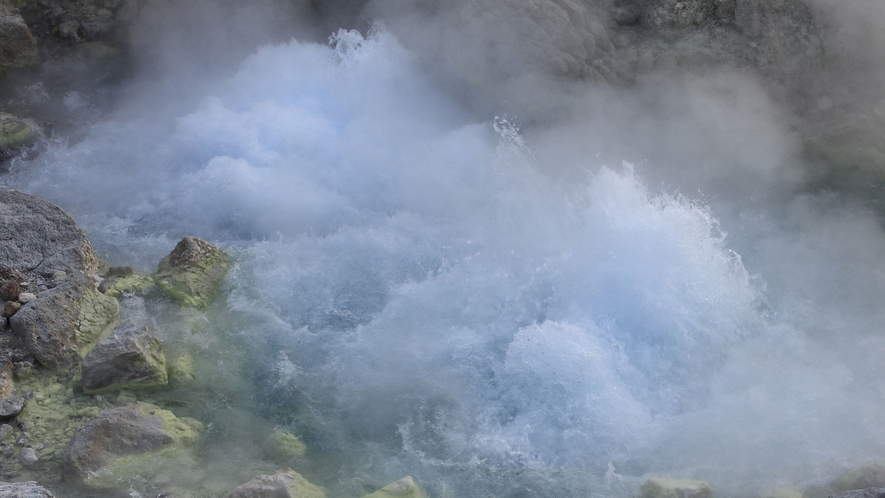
[639,478,714,498]
[105,272,155,298]
[168,353,196,386]
[155,236,229,310]
[225,468,326,498]
[0,113,36,152]
[81,322,168,394]
[263,430,307,464]
[62,402,204,490]
[361,477,428,498]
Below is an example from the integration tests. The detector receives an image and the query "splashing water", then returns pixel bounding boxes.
[5,28,885,498]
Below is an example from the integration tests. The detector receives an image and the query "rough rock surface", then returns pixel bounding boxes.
[361,477,427,498]
[224,469,326,498]
[10,273,119,368]
[81,321,168,393]
[61,402,202,481]
[0,191,99,276]
[0,396,25,419]
[0,481,56,497]
[639,478,714,498]
[155,236,229,309]
[0,3,39,69]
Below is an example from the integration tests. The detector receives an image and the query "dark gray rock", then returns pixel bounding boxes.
[0,4,39,70]
[0,481,56,497]
[0,397,25,419]
[0,191,99,276]
[81,321,168,393]
[10,273,119,368]
[830,489,885,498]
[18,447,37,466]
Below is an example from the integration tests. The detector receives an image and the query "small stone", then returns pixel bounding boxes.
[97,279,110,293]
[51,270,67,282]
[16,436,27,446]
[0,397,25,419]
[18,447,37,465]
[91,274,102,284]
[0,281,19,301]
[12,361,33,380]
[0,424,13,441]
[17,292,36,303]
[3,301,21,318]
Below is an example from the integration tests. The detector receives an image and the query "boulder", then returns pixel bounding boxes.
[0,481,57,497]
[103,267,154,297]
[361,477,427,498]
[0,114,38,158]
[0,396,25,419]
[263,430,307,464]
[224,469,326,498]
[155,236,229,309]
[0,4,38,70]
[639,478,714,498]
[62,402,203,483]
[10,273,119,368]
[81,321,168,393]
[0,191,100,276]
[833,466,885,493]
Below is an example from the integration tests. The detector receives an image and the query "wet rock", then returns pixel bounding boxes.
[104,268,154,298]
[0,424,14,441]
[224,468,326,498]
[833,465,885,493]
[12,361,33,380]
[0,397,25,420]
[0,3,39,69]
[263,430,307,464]
[81,321,168,393]
[829,489,885,498]
[639,478,714,498]
[3,301,20,318]
[0,481,56,497]
[18,447,37,466]
[167,353,195,386]
[0,191,100,276]
[62,402,203,483]
[0,282,19,302]
[10,273,119,368]
[0,114,38,159]
[361,477,427,498]
[155,236,229,309]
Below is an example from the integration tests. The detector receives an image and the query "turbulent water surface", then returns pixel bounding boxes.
[4,27,885,498]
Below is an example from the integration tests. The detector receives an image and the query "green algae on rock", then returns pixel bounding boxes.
[168,352,196,387]
[10,273,119,368]
[62,402,204,490]
[155,236,230,310]
[80,322,168,394]
[263,430,307,464]
[639,478,714,498]
[361,476,428,498]
[224,468,327,498]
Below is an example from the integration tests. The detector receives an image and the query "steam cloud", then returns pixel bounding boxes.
[4,0,885,496]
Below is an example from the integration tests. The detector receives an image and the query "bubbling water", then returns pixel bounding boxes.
[5,27,885,498]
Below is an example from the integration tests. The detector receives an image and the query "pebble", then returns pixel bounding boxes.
[18,447,37,466]
[51,271,66,281]
[97,279,110,293]
[0,282,19,302]
[2,301,20,318]
[17,292,36,304]
[0,397,25,420]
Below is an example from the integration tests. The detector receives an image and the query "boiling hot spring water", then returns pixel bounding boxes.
[5,27,885,498]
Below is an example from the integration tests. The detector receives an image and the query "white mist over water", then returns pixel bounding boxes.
[5,25,885,498]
